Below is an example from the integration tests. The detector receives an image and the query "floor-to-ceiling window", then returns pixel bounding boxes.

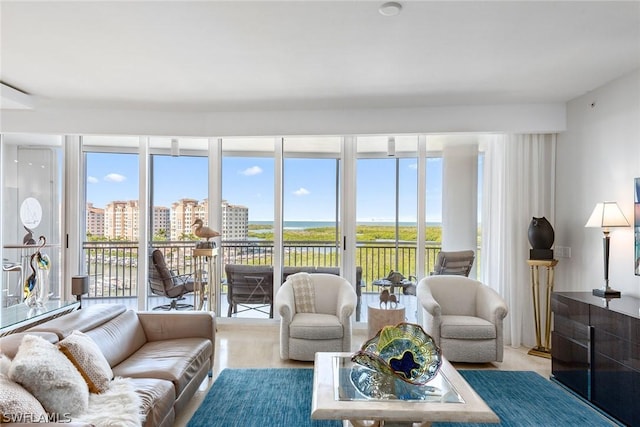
[221,137,275,318]
[71,132,487,321]
[283,137,341,277]
[147,137,208,310]
[83,137,139,301]
[356,136,418,285]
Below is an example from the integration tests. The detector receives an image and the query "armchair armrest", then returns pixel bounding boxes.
[475,284,508,324]
[417,282,441,317]
[416,280,442,344]
[275,282,295,324]
[336,281,357,323]
[170,270,193,285]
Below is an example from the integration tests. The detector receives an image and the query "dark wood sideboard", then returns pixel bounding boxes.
[551,291,640,426]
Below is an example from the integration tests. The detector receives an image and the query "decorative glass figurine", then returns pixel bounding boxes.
[351,323,442,385]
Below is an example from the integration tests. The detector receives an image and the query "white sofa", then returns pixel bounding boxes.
[417,275,508,363]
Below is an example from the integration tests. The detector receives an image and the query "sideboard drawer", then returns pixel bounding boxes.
[551,332,589,399]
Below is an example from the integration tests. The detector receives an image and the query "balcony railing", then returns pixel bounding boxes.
[83,240,477,299]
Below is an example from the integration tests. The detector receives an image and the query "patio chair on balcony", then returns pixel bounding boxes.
[431,250,475,277]
[224,264,274,317]
[149,249,194,310]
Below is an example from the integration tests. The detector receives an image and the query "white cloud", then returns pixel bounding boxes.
[87,176,99,184]
[104,173,126,183]
[241,166,263,176]
[293,187,310,196]
[408,163,418,170]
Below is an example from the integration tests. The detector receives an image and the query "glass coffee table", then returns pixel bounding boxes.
[312,352,498,427]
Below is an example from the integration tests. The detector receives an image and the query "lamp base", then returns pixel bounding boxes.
[592,288,621,298]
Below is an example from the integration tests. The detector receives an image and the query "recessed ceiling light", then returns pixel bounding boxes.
[379,2,402,17]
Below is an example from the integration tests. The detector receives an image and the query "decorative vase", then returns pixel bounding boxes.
[528,217,554,260]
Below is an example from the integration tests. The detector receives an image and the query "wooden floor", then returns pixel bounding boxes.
[173,322,552,427]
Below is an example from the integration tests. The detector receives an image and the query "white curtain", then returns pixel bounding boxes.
[480,134,556,347]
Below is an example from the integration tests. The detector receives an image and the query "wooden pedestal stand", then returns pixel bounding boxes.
[192,247,218,313]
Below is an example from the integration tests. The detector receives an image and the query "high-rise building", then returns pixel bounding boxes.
[86,203,104,236]
[222,200,248,240]
[104,200,138,240]
[95,198,249,241]
[170,198,201,240]
[152,206,170,238]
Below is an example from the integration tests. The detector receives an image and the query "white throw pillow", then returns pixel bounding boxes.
[9,334,89,417]
[0,375,48,424]
[290,272,316,313]
[59,330,113,393]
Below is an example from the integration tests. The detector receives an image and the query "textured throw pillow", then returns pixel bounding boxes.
[0,375,48,424]
[59,330,113,394]
[290,272,316,313]
[9,334,89,417]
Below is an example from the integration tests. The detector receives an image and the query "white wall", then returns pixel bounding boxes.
[555,69,640,296]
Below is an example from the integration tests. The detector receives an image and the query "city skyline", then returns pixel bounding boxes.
[86,153,448,223]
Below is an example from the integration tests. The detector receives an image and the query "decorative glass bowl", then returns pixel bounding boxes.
[351,322,442,385]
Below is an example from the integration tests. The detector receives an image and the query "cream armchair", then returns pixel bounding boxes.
[275,273,357,361]
[417,275,508,363]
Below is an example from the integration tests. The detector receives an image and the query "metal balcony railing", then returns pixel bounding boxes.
[83,240,478,299]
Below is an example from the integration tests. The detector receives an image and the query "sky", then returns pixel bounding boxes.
[86,153,447,222]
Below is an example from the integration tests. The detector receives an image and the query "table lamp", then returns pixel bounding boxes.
[585,201,630,297]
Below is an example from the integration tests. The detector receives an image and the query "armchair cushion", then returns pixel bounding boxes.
[440,315,497,340]
[289,313,343,340]
[289,272,316,313]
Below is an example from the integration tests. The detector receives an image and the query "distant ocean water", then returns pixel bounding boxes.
[250,221,441,230]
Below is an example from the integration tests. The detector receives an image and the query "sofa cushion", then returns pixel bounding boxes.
[440,315,496,340]
[289,313,343,340]
[9,335,89,416]
[85,310,148,368]
[59,330,114,393]
[0,375,48,424]
[111,337,212,397]
[27,304,127,339]
[128,378,175,427]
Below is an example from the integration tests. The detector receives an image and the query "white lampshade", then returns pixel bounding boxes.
[585,202,630,230]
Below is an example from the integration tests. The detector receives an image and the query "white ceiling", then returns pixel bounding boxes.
[1,1,639,113]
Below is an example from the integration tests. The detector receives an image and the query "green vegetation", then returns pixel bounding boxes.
[248,224,442,243]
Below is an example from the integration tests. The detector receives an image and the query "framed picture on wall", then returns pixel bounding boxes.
[635,177,640,276]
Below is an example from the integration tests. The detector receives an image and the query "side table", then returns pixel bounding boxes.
[192,248,219,312]
[527,259,558,358]
[367,302,405,338]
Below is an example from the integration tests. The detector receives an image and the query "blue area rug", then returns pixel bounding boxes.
[187,368,617,427]
[435,370,617,427]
